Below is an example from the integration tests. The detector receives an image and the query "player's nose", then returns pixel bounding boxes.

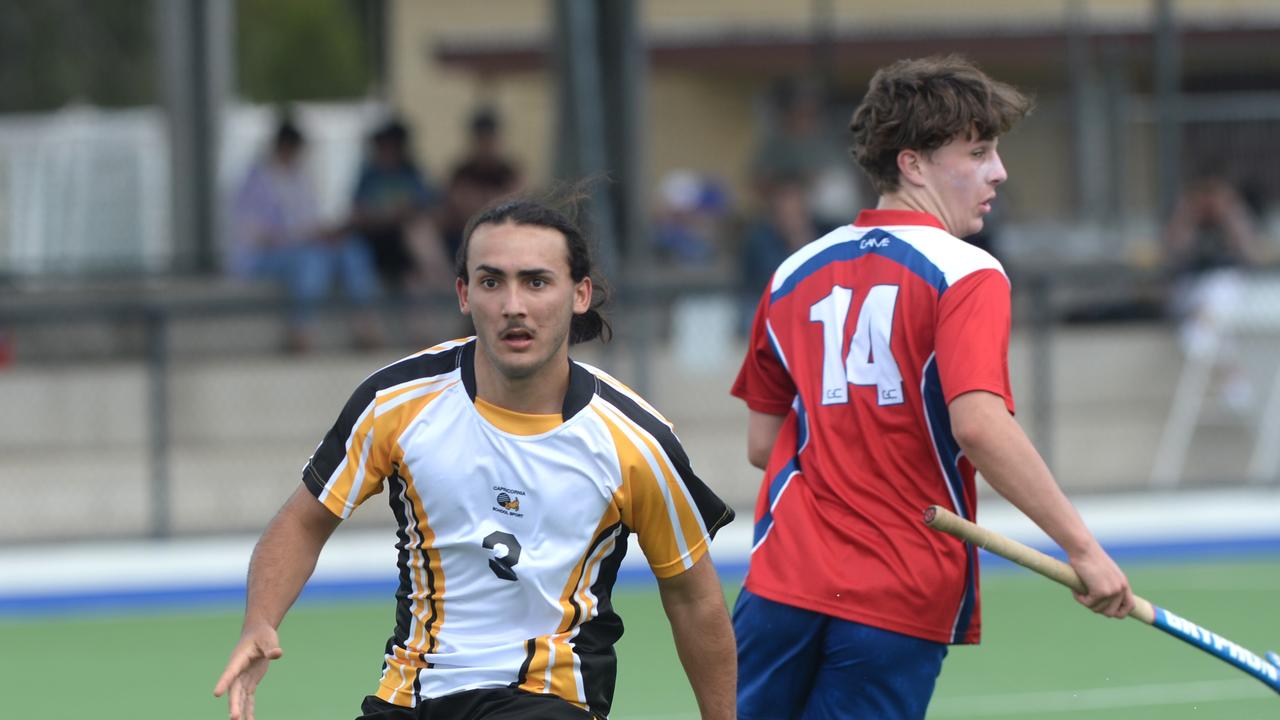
[501,287,527,316]
[989,151,1008,186]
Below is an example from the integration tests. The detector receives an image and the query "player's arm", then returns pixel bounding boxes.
[948,390,1134,619]
[214,485,342,720]
[745,410,785,470]
[655,554,736,720]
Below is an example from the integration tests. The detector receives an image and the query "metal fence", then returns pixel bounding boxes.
[1,267,1278,544]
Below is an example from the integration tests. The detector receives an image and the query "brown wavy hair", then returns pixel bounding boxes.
[849,55,1032,195]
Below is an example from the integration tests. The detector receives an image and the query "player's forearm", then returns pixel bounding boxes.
[243,487,340,631]
[667,601,736,719]
[657,559,737,719]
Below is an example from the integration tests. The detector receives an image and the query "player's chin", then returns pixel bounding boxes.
[966,216,986,237]
[494,355,541,380]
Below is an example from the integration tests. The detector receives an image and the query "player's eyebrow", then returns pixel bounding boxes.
[475,264,555,278]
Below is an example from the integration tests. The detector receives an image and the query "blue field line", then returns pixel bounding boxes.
[2,536,1277,619]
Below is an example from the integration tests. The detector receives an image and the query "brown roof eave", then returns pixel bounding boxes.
[432,24,1280,75]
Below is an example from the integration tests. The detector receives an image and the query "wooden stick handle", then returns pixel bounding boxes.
[923,505,1155,624]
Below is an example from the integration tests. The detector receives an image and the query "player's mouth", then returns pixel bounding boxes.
[979,195,995,214]
[500,327,535,351]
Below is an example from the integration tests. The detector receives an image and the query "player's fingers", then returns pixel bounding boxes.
[1076,590,1115,615]
[1099,594,1125,618]
[1109,589,1136,619]
[1119,591,1137,618]
[227,679,244,720]
[214,655,248,698]
[245,691,256,720]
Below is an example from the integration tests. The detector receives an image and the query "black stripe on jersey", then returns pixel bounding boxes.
[383,470,416,672]
[513,638,538,689]
[574,524,631,718]
[564,521,625,630]
[459,342,594,422]
[383,469,438,682]
[306,343,466,489]
[562,360,595,420]
[595,383,736,538]
[460,340,478,400]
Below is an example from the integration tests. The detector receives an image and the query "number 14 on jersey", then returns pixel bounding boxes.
[809,284,904,407]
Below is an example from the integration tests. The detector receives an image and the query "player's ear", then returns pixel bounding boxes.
[572,276,592,315]
[456,277,471,315]
[897,149,927,188]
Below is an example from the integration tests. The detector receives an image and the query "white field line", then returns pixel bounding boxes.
[928,678,1264,717]
[1133,576,1280,591]
[611,679,1265,720]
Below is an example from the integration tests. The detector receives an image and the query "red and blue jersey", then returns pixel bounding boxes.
[731,209,1015,645]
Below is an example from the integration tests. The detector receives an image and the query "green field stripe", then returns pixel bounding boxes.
[930,678,1265,717]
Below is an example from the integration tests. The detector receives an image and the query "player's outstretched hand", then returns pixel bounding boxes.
[1069,547,1134,619]
[213,624,284,720]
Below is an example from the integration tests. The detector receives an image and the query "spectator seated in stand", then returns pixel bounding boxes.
[440,108,524,265]
[229,117,383,353]
[350,118,445,294]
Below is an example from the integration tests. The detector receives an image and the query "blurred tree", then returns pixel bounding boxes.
[0,0,377,112]
[238,0,373,101]
[0,0,156,111]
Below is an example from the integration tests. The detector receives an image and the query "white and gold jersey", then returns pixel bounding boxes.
[304,338,733,717]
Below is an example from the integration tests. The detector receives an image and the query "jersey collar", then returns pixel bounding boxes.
[854,209,946,230]
[459,339,595,421]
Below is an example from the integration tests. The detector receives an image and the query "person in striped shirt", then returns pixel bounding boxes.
[215,198,736,720]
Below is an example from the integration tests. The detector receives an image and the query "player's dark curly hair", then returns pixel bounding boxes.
[456,191,612,345]
[849,54,1033,195]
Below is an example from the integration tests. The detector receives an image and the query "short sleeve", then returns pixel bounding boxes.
[303,379,393,519]
[730,285,796,416]
[935,269,1015,413]
[596,386,735,579]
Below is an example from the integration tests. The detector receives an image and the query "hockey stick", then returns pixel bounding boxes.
[923,505,1280,696]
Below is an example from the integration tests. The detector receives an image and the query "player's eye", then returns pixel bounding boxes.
[529,277,547,289]
[480,277,499,289]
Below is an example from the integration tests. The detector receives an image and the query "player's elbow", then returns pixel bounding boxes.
[745,411,785,470]
[948,393,1008,457]
[950,414,990,456]
[747,443,770,470]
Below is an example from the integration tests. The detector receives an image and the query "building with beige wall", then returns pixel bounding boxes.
[387,0,1280,265]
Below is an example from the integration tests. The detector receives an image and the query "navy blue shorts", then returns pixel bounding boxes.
[734,588,948,720]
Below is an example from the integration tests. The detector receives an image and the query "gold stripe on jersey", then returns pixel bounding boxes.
[517,630,586,707]
[316,398,379,518]
[539,632,583,707]
[518,495,627,707]
[592,404,711,578]
[473,396,563,435]
[583,364,673,426]
[352,387,450,708]
[376,459,447,707]
[316,378,456,518]
[379,645,428,706]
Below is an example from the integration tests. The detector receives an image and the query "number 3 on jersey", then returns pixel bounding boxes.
[809,284,904,406]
